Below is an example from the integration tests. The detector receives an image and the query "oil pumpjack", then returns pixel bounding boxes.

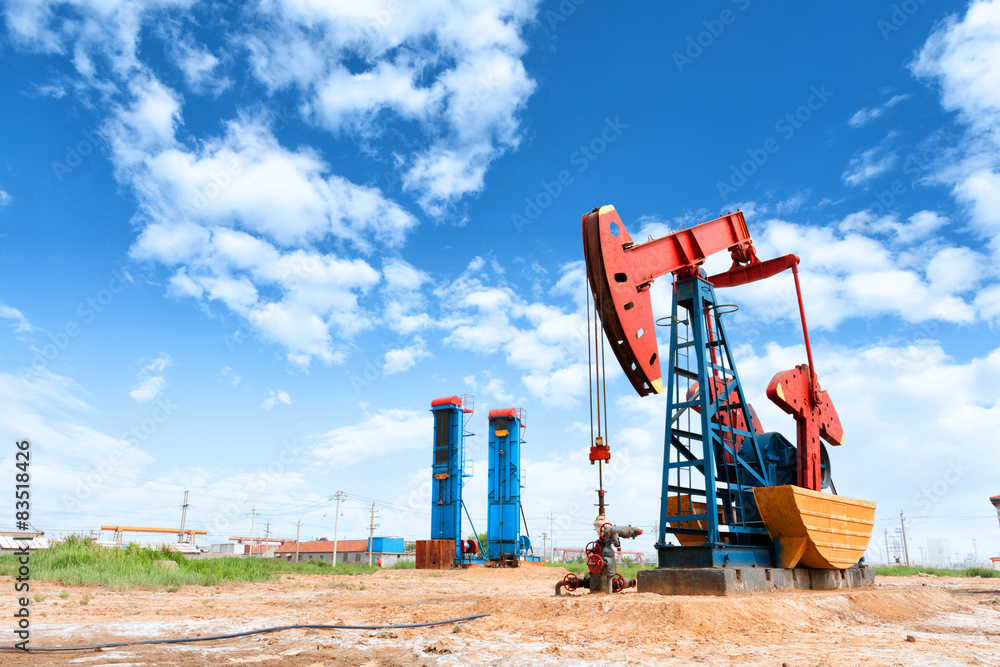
[558,205,876,596]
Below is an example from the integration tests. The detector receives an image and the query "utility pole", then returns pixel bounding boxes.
[332,491,344,567]
[549,512,554,561]
[264,523,270,556]
[295,520,301,564]
[541,532,548,562]
[918,544,925,566]
[248,507,260,558]
[899,512,910,567]
[178,490,189,543]
[368,502,380,566]
[884,529,891,567]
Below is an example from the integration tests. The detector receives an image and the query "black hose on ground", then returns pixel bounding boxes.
[0,614,490,652]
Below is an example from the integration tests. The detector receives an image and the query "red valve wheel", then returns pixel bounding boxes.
[599,522,614,540]
[585,541,600,556]
[587,553,604,574]
[612,574,626,593]
[562,573,580,592]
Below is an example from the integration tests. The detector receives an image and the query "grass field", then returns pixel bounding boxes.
[0,535,411,589]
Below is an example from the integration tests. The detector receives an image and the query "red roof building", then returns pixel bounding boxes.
[274,537,411,566]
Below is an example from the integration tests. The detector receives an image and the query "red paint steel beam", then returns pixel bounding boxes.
[707,253,799,289]
[766,366,845,491]
[583,205,754,396]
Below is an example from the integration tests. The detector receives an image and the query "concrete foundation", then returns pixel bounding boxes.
[637,565,874,596]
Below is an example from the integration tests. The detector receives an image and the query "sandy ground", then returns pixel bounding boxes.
[1,567,998,666]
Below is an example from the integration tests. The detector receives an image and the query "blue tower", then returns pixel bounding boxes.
[430,396,475,560]
[487,408,535,561]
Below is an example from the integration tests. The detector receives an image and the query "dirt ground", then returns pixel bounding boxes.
[1,566,998,666]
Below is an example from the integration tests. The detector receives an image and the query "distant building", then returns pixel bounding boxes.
[927,538,951,568]
[275,536,412,566]
[991,557,1000,571]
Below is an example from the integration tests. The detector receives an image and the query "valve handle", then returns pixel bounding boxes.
[612,574,626,593]
[585,541,600,556]
[599,522,614,541]
[562,572,580,592]
[587,553,604,574]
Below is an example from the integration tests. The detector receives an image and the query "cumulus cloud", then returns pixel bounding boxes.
[107,77,415,366]
[912,0,1000,248]
[311,408,429,468]
[383,339,431,375]
[239,0,539,215]
[687,212,981,334]
[262,389,292,410]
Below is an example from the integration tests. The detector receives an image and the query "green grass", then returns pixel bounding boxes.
[389,559,415,569]
[0,535,387,590]
[874,565,1000,578]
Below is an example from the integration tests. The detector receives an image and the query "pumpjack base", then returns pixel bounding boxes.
[637,565,874,596]
[656,544,775,569]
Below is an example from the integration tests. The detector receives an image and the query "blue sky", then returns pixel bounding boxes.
[1,0,998,565]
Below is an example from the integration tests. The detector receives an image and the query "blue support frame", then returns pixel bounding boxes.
[430,398,473,561]
[656,276,775,568]
[486,409,539,562]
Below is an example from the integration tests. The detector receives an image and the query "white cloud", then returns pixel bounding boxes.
[463,370,514,403]
[0,302,32,332]
[129,353,172,403]
[171,35,230,95]
[842,145,897,186]
[848,94,911,127]
[775,190,810,214]
[383,339,431,375]
[0,187,11,206]
[108,78,414,367]
[838,209,949,245]
[262,389,292,410]
[311,408,429,468]
[722,216,979,329]
[912,0,1000,249]
[912,0,1000,136]
[239,0,539,215]
[2,0,195,78]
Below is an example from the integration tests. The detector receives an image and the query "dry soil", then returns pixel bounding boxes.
[1,566,999,666]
